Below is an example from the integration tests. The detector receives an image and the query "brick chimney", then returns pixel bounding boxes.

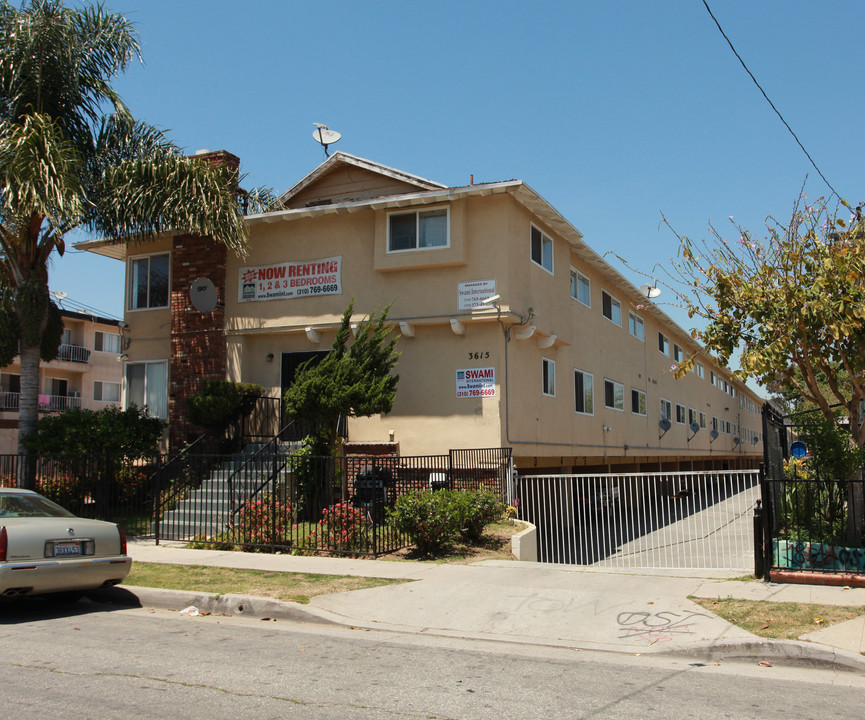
[167,150,238,451]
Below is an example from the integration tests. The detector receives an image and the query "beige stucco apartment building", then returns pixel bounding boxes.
[0,310,124,453]
[80,152,763,472]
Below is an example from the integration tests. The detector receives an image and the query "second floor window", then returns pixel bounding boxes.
[570,268,590,306]
[388,208,448,251]
[602,291,622,325]
[94,331,121,353]
[531,225,553,273]
[542,358,556,397]
[130,253,169,310]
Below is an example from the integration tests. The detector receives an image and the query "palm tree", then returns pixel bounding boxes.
[0,1,273,481]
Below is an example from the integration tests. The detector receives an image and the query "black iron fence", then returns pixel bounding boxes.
[758,405,865,576]
[0,447,512,558]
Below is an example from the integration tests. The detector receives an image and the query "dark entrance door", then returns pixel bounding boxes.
[280,351,328,441]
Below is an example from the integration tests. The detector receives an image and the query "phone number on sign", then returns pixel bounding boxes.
[293,284,340,296]
[457,388,495,398]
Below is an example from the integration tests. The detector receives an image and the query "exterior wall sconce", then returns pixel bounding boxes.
[449,319,465,335]
[399,321,415,338]
[265,353,274,363]
[536,334,556,349]
[305,327,321,343]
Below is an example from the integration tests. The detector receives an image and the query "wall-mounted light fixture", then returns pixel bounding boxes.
[265,353,274,363]
[449,319,465,335]
[305,327,321,343]
[399,321,415,338]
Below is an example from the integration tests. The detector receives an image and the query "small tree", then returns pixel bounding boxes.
[283,301,400,456]
[186,380,264,446]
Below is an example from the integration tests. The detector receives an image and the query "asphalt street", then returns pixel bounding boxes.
[1,598,864,720]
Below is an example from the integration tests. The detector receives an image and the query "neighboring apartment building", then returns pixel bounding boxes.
[0,310,125,453]
[78,151,764,472]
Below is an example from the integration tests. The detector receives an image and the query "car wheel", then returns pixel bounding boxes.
[44,590,85,603]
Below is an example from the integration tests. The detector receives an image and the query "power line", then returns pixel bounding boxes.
[701,0,842,202]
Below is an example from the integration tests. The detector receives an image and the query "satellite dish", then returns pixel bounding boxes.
[639,283,662,299]
[313,123,341,156]
[710,429,719,440]
[659,418,672,432]
[190,277,218,313]
[733,436,741,445]
[689,422,700,434]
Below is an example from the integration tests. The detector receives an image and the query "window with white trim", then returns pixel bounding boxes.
[542,358,556,397]
[660,398,672,422]
[658,332,670,355]
[94,331,121,354]
[604,379,624,411]
[688,407,697,426]
[675,403,686,424]
[601,291,622,326]
[530,225,553,273]
[94,381,120,403]
[696,363,704,379]
[699,412,707,429]
[388,207,449,251]
[126,360,168,419]
[574,369,593,414]
[673,344,684,363]
[570,268,590,306]
[628,311,644,341]
[129,253,169,310]
[631,388,647,415]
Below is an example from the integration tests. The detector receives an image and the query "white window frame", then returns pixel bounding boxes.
[628,311,645,341]
[530,224,554,274]
[660,398,672,422]
[128,252,170,311]
[94,381,121,403]
[387,206,450,253]
[601,290,622,326]
[699,411,707,429]
[631,388,647,415]
[658,332,670,356]
[604,378,624,411]
[688,407,697,426]
[574,368,593,415]
[696,363,704,379]
[94,330,121,354]
[673,344,684,363]
[542,357,556,397]
[675,403,686,424]
[570,267,590,307]
[125,360,169,419]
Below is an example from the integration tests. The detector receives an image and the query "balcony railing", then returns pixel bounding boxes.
[0,393,82,413]
[57,343,90,364]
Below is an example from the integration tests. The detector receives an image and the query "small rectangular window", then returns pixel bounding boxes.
[673,344,683,362]
[604,379,624,411]
[388,208,449,252]
[660,398,672,422]
[94,381,120,403]
[542,358,556,397]
[631,388,647,415]
[570,268,590,306]
[688,408,697,426]
[628,311,644,341]
[129,253,169,310]
[601,291,622,325]
[574,369,593,415]
[676,404,686,424]
[94,331,121,354]
[658,332,669,355]
[531,225,553,273]
[699,412,707,429]
[696,363,704,379]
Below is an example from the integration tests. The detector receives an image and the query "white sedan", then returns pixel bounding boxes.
[0,488,131,600]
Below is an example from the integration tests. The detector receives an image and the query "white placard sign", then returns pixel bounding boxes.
[457,279,497,311]
[239,256,342,302]
[456,367,496,398]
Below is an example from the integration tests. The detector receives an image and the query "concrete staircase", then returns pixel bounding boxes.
[154,443,297,540]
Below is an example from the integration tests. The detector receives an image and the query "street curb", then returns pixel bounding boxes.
[658,638,865,673]
[105,585,340,625]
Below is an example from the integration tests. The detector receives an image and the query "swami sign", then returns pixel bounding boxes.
[239,256,342,302]
[456,367,496,398]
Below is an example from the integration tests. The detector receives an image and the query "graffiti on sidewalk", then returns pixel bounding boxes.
[616,609,710,644]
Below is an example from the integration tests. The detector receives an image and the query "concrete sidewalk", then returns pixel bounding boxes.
[124,540,865,670]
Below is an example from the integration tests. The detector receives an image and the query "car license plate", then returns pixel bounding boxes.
[54,541,82,556]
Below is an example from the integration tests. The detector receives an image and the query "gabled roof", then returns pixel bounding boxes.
[279,152,447,205]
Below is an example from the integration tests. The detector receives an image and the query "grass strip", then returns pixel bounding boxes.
[690,596,865,640]
[125,562,409,604]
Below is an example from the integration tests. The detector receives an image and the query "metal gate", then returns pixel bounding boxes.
[513,470,760,570]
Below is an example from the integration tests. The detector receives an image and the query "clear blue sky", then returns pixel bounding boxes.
[54,0,864,360]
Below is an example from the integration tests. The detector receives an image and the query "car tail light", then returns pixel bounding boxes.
[0,526,6,562]
[117,525,127,555]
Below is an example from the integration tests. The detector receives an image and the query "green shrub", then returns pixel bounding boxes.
[186,380,264,432]
[388,490,460,555]
[307,502,370,553]
[450,490,506,543]
[234,496,293,546]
